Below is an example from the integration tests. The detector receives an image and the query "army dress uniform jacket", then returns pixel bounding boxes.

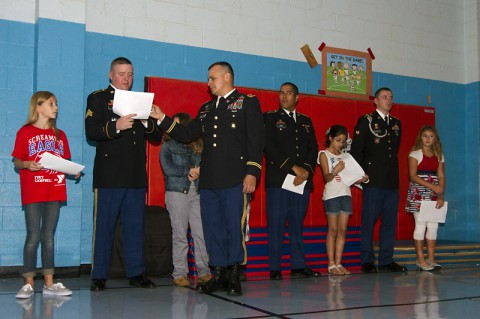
[85,85,162,189]
[264,108,318,190]
[350,111,402,189]
[159,89,265,189]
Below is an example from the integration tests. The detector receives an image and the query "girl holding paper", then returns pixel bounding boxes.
[406,125,445,271]
[11,91,76,299]
[318,125,368,275]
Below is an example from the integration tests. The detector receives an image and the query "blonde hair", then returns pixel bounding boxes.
[25,91,60,139]
[411,125,443,161]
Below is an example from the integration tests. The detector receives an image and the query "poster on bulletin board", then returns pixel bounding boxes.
[321,46,372,100]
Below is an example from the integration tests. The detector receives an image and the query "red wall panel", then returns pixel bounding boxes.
[145,77,435,240]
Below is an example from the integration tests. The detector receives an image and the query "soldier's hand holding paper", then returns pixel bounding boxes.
[112,89,154,119]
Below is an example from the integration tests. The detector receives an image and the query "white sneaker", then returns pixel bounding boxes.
[42,283,72,296]
[16,284,34,299]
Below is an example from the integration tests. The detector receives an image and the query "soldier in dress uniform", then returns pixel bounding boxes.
[350,87,407,273]
[264,82,321,280]
[85,57,162,291]
[151,61,265,296]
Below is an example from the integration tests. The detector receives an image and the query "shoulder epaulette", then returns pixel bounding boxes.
[266,110,277,114]
[390,115,399,120]
[247,94,256,98]
[297,112,310,118]
[92,88,106,95]
[364,114,373,123]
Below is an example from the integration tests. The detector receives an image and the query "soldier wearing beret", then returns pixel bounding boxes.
[151,61,265,296]
[85,57,161,291]
[264,82,320,280]
[350,87,407,273]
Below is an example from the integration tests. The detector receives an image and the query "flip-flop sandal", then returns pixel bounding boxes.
[337,264,351,275]
[328,265,343,275]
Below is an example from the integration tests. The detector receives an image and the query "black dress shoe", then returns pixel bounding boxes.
[378,262,408,273]
[361,262,378,273]
[291,268,321,278]
[270,270,282,280]
[90,279,106,291]
[128,275,156,288]
[226,264,242,296]
[197,266,228,294]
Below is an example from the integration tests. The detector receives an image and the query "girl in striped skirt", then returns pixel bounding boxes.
[405,125,445,271]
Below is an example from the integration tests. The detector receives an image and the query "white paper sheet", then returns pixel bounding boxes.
[281,174,306,194]
[337,153,366,186]
[418,200,448,223]
[39,152,85,175]
[112,89,154,119]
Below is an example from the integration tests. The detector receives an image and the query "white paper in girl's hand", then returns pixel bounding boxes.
[39,152,85,175]
[337,153,366,186]
[418,201,448,223]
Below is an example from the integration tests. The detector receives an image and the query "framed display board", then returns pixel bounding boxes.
[321,46,372,100]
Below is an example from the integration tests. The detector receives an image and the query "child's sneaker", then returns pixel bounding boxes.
[16,284,34,299]
[42,283,72,296]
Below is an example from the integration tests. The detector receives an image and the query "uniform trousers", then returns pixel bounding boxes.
[200,184,249,267]
[92,188,146,279]
[266,188,310,271]
[165,190,209,279]
[361,186,399,266]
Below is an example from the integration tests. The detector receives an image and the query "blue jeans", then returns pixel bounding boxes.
[23,201,61,278]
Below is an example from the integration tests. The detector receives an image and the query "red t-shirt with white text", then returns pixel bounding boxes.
[11,125,71,205]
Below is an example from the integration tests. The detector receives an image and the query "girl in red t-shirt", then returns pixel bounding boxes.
[12,91,78,299]
[405,125,445,271]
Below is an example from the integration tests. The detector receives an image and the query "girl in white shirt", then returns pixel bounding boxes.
[318,125,368,275]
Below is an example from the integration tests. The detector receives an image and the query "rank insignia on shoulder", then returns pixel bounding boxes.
[266,110,277,113]
[355,130,360,135]
[85,109,93,119]
[247,94,256,97]
[93,88,106,95]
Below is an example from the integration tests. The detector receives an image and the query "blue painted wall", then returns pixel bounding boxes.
[0,18,478,268]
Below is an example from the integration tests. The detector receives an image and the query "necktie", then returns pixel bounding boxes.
[217,97,226,108]
[289,112,296,122]
[385,116,389,125]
